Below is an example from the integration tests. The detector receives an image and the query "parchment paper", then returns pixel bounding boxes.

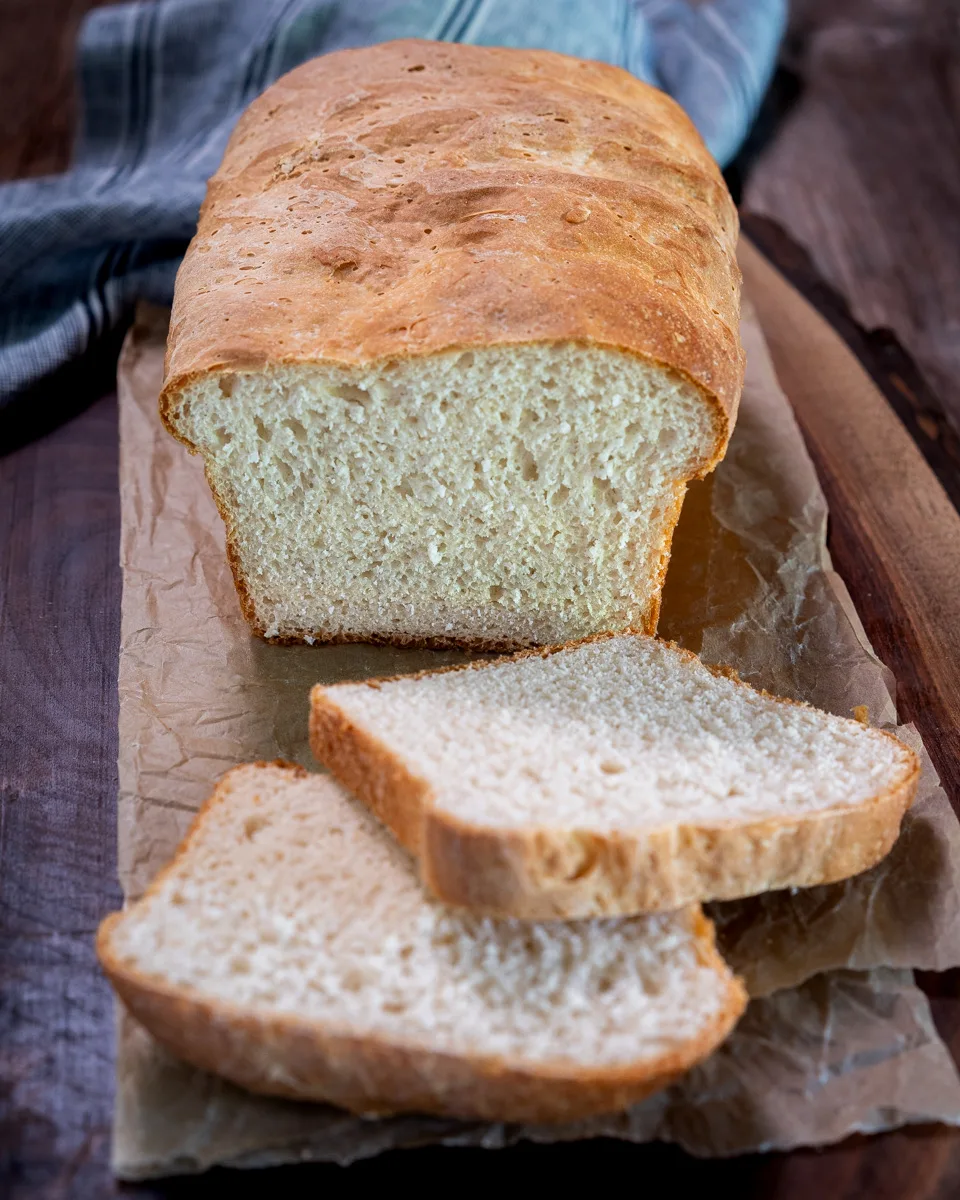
[113,299,960,1178]
[115,969,960,1176]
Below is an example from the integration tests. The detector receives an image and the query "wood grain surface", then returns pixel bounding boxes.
[1,392,122,1198]
[0,0,113,181]
[3,1,960,1197]
[741,213,960,514]
[746,0,960,434]
[739,234,960,811]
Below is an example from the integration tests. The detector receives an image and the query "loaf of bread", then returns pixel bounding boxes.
[310,633,920,918]
[160,39,744,649]
[97,763,746,1123]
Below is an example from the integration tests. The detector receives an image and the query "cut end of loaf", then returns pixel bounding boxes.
[97,762,745,1123]
[164,343,720,647]
[310,633,920,918]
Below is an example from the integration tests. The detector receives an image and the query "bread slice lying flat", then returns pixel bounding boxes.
[310,633,919,919]
[97,763,745,1124]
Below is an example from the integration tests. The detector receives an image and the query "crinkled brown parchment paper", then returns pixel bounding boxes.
[112,300,960,1179]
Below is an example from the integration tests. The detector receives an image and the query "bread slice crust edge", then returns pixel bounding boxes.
[96,762,747,1123]
[308,633,921,919]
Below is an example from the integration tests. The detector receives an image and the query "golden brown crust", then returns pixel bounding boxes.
[96,763,747,1123]
[160,39,743,452]
[415,767,917,918]
[309,632,921,918]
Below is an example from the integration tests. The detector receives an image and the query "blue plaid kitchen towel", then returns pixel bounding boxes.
[0,0,785,408]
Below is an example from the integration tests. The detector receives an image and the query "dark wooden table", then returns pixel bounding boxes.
[3,3,960,1197]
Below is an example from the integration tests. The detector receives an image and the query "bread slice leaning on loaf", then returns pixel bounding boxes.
[97,763,746,1124]
[159,38,744,650]
[310,633,920,919]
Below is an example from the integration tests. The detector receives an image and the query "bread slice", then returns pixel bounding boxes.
[310,633,920,919]
[160,40,744,650]
[97,763,745,1124]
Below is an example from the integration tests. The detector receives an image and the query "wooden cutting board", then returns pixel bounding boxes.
[740,218,960,814]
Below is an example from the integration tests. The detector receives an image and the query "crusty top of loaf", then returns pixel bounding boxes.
[162,39,743,441]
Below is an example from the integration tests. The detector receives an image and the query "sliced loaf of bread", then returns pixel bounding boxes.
[97,763,745,1123]
[310,633,919,919]
[160,40,743,650]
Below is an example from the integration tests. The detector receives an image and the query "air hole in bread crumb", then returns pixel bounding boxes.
[219,377,235,399]
[254,417,272,443]
[456,351,474,370]
[244,814,270,839]
[283,417,308,444]
[600,760,626,775]
[519,448,539,482]
[593,477,620,508]
[331,383,369,405]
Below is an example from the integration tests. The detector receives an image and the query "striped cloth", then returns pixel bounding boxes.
[0,0,785,409]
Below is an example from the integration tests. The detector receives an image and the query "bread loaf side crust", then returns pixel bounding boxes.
[97,764,747,1123]
[309,634,921,918]
[160,40,743,443]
